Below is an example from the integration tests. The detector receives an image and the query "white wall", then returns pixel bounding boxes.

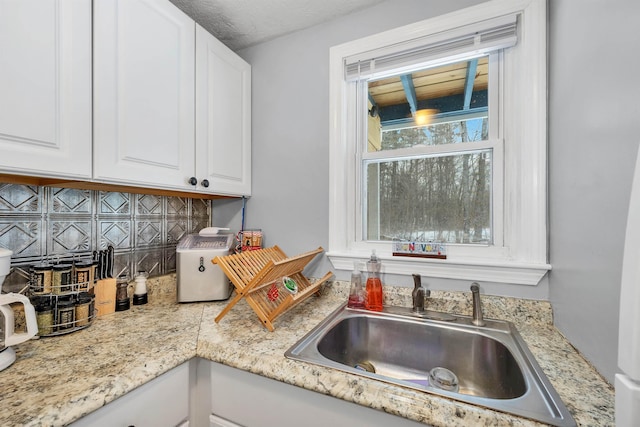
[218,0,553,298]
[211,0,640,382]
[548,0,640,383]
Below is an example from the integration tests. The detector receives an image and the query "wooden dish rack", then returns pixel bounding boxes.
[212,246,333,331]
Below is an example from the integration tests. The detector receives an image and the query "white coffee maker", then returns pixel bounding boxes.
[0,248,37,371]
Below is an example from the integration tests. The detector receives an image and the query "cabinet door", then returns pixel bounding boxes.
[196,25,251,196]
[94,0,195,190]
[210,414,242,427]
[71,361,190,427]
[0,0,92,179]
[209,362,424,427]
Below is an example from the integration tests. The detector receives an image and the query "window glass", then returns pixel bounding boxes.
[364,57,491,244]
[380,118,488,149]
[365,150,492,244]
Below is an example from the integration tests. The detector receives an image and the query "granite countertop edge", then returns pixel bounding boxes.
[195,283,614,427]
[0,279,615,427]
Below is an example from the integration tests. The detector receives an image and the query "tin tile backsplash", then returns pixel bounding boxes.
[0,183,211,292]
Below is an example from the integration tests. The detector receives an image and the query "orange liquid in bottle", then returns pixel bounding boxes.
[365,277,383,311]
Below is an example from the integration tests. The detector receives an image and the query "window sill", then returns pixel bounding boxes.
[326,251,551,286]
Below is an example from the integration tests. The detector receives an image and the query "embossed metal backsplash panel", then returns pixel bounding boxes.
[0,183,211,292]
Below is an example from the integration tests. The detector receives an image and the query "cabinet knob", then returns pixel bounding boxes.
[201,179,210,188]
[188,177,197,186]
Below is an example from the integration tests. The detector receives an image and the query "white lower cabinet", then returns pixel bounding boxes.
[71,361,190,427]
[207,361,425,427]
[72,358,425,427]
[209,414,241,427]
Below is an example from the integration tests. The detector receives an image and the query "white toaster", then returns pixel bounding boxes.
[176,232,234,302]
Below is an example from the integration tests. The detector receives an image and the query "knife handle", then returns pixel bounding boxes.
[107,245,114,278]
[100,250,107,280]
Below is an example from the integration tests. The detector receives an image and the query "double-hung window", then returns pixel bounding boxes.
[328,0,548,285]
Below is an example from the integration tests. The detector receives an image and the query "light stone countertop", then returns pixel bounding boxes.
[0,276,614,426]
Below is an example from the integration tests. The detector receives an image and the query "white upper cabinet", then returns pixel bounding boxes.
[1,0,250,196]
[93,0,196,190]
[0,0,92,179]
[196,24,252,196]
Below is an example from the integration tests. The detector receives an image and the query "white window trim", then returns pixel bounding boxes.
[328,0,549,286]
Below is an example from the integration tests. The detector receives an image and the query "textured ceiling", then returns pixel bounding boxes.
[168,0,386,51]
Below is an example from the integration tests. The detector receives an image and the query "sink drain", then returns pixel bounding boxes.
[354,361,376,373]
[429,367,459,392]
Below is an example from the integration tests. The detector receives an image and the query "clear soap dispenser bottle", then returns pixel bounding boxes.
[347,262,365,309]
[365,250,383,311]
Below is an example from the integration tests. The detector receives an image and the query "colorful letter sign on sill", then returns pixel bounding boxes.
[392,241,447,259]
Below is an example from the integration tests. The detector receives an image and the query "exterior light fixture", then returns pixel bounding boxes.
[414,109,438,126]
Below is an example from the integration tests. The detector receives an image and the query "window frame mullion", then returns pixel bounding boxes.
[361,140,498,162]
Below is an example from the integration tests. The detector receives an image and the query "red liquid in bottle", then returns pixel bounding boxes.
[365,277,383,311]
[348,294,365,308]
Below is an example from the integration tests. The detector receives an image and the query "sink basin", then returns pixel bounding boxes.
[316,313,526,399]
[285,305,576,427]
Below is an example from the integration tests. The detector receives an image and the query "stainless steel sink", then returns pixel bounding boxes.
[285,304,576,427]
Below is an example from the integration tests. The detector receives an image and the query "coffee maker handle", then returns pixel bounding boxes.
[1,293,38,346]
[0,303,13,341]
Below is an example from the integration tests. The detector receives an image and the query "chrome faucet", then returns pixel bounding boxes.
[412,274,429,313]
[470,282,486,326]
